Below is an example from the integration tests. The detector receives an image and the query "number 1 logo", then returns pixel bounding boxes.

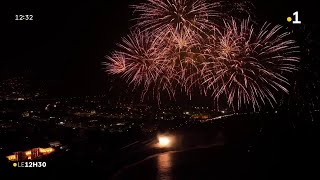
[292,11,301,24]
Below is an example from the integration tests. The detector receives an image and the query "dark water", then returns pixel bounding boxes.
[112,146,258,180]
[112,142,317,180]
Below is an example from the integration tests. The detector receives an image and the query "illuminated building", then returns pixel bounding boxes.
[6,147,55,161]
[49,141,61,147]
[6,154,17,161]
[25,150,31,156]
[39,147,54,155]
[31,148,40,159]
[191,114,209,120]
[14,151,26,161]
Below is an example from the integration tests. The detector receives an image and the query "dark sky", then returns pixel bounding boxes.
[2,0,319,97]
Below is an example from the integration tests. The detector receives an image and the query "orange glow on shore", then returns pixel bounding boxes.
[159,136,170,146]
[157,135,173,148]
[39,147,54,154]
[6,155,16,161]
[6,147,55,161]
[25,150,31,156]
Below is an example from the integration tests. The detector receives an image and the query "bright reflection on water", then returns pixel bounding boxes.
[157,153,172,180]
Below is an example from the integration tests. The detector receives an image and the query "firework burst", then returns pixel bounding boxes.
[105,30,175,100]
[202,19,299,110]
[105,0,300,110]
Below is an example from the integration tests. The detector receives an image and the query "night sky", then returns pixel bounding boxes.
[3,0,319,98]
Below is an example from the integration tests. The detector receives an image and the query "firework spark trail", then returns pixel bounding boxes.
[202,19,299,110]
[163,27,206,96]
[104,54,126,75]
[131,0,221,33]
[219,0,255,18]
